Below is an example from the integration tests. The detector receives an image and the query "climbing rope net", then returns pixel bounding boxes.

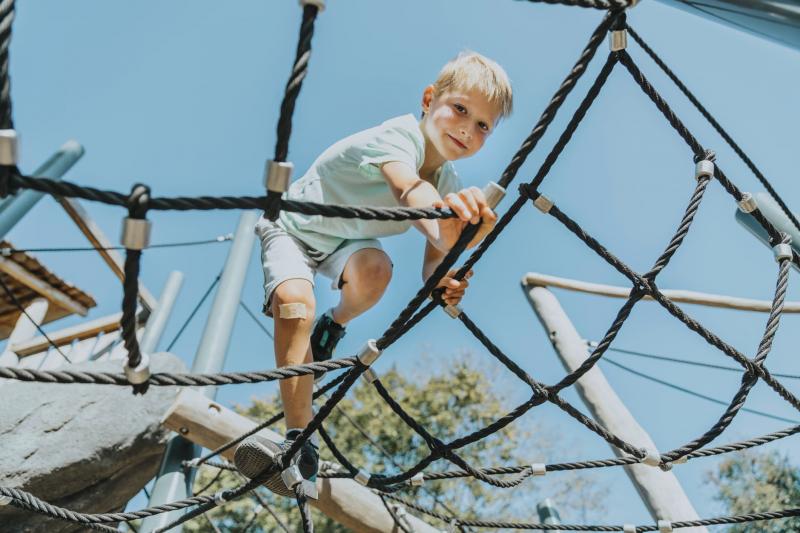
[2,1,800,531]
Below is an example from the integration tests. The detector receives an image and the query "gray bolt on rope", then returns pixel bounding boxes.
[409,472,425,487]
[361,367,378,384]
[609,29,627,51]
[354,469,371,486]
[529,463,547,476]
[356,339,381,367]
[658,520,673,533]
[264,159,293,221]
[0,128,17,198]
[299,0,325,10]
[738,192,758,213]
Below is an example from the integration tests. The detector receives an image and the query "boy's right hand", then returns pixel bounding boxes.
[432,187,497,251]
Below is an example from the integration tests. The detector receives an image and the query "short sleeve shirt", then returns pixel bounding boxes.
[275,114,462,255]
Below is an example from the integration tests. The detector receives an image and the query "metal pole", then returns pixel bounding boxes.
[139,211,258,533]
[736,192,800,271]
[140,271,184,354]
[537,499,561,527]
[522,283,707,532]
[0,140,84,237]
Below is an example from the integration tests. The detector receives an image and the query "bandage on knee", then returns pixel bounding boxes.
[278,303,307,319]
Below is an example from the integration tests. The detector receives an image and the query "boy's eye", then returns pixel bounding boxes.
[479,122,490,132]
[454,103,467,114]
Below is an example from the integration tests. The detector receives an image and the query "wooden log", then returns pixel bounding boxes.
[56,196,158,311]
[524,285,707,532]
[0,256,88,316]
[522,272,800,313]
[11,311,122,357]
[162,389,440,533]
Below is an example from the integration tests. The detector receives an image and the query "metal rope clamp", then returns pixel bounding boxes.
[410,472,425,486]
[0,129,19,166]
[355,469,371,486]
[609,29,627,52]
[0,494,12,506]
[774,242,793,262]
[482,181,506,210]
[530,463,547,477]
[361,367,379,384]
[738,192,758,213]
[299,0,326,11]
[124,352,151,385]
[265,160,293,194]
[533,194,553,214]
[121,217,152,250]
[658,520,673,533]
[623,525,636,533]
[444,303,462,319]
[640,448,662,468]
[213,490,228,505]
[357,339,381,367]
[281,464,304,490]
[695,158,715,181]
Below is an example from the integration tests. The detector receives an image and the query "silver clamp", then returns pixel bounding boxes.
[121,217,152,250]
[0,494,12,506]
[530,463,547,476]
[444,304,462,319]
[658,520,673,533]
[533,194,553,214]
[482,181,506,210]
[213,491,228,505]
[281,465,304,490]
[695,158,715,181]
[299,0,326,11]
[264,160,293,194]
[410,472,425,486]
[185,457,201,469]
[672,455,688,465]
[623,525,636,533]
[738,192,758,213]
[774,242,793,262]
[124,353,151,385]
[357,339,381,366]
[355,469,371,486]
[0,130,18,166]
[641,448,661,467]
[609,29,627,51]
[361,367,379,384]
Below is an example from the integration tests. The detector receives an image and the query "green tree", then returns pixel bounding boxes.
[707,450,800,533]
[186,353,607,532]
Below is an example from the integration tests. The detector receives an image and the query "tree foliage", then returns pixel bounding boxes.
[185,353,607,532]
[707,450,800,533]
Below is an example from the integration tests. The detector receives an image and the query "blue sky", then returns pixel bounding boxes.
[7,0,800,528]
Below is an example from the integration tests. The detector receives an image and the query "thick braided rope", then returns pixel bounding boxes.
[522,0,635,9]
[0,0,13,129]
[626,25,800,234]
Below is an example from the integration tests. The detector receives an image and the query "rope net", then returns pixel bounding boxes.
[1,1,799,531]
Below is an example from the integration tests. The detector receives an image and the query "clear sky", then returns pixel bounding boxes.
[7,0,800,528]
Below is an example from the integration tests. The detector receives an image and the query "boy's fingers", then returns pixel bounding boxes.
[458,190,480,224]
[444,193,471,221]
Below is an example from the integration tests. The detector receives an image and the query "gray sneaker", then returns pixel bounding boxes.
[233,430,319,498]
[310,309,346,382]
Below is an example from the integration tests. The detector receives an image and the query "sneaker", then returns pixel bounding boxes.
[233,430,319,498]
[310,309,346,381]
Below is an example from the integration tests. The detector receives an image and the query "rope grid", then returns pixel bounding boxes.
[2,2,800,532]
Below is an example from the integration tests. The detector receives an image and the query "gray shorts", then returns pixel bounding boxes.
[255,218,383,316]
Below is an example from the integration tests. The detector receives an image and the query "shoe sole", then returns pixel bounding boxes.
[233,436,294,498]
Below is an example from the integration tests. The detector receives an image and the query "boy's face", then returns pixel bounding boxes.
[421,86,501,162]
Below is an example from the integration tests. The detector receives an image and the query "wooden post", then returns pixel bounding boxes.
[162,389,441,533]
[522,283,707,532]
[0,297,48,367]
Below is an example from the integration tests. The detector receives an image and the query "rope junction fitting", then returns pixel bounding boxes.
[2,2,800,532]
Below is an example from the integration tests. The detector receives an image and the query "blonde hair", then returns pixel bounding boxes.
[433,51,513,119]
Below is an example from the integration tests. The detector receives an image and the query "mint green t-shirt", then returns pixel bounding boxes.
[276,114,463,255]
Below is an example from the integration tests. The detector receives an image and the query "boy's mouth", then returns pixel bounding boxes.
[447,134,467,150]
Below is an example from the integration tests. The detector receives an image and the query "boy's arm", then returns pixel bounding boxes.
[380,161,493,251]
[423,240,472,306]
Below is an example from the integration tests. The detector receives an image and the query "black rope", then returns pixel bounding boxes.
[0,0,13,130]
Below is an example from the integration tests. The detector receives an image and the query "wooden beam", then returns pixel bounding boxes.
[162,389,440,533]
[11,311,122,358]
[56,196,158,312]
[0,256,88,316]
[522,272,800,313]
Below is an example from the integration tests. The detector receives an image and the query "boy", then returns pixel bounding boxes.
[235,51,513,496]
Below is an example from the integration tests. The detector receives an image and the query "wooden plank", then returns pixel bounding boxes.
[522,272,800,313]
[56,196,158,312]
[162,389,440,533]
[11,311,122,357]
[0,256,88,317]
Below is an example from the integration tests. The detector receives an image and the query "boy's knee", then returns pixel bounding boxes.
[355,250,393,289]
[272,281,316,320]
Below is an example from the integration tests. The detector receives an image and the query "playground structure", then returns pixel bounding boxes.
[1,1,800,532]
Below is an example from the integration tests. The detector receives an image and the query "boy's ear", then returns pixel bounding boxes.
[421,85,435,114]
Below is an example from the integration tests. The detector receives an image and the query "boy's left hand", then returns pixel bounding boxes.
[437,269,474,306]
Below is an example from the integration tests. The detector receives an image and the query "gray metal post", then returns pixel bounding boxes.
[0,140,84,237]
[735,192,800,271]
[537,499,561,526]
[140,271,185,354]
[139,211,259,533]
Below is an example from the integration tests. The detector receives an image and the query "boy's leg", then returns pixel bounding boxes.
[271,278,316,429]
[331,247,393,325]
